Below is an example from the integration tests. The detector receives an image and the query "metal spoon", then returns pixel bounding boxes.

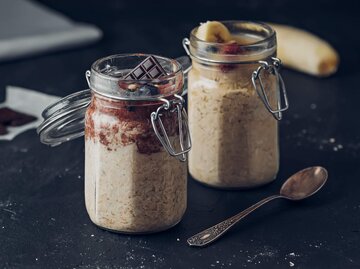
[187,166,328,247]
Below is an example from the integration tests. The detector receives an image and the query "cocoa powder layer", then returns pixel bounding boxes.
[85,94,178,154]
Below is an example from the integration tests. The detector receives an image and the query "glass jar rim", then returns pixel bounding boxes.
[190,20,275,48]
[188,20,277,64]
[91,53,183,83]
[88,53,184,102]
[91,90,178,107]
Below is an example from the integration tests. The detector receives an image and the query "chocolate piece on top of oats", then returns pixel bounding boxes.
[124,56,167,80]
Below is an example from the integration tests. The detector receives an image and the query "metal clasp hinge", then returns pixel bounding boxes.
[151,94,192,162]
[252,57,289,120]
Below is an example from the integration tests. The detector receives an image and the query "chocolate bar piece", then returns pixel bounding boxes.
[0,107,23,123]
[124,56,167,80]
[0,124,7,135]
[0,107,37,127]
[10,116,37,126]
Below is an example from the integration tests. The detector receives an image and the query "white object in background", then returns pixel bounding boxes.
[0,86,60,140]
[0,0,102,62]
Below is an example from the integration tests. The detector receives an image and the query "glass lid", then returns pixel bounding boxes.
[37,89,91,146]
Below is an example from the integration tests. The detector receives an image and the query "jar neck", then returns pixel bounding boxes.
[88,54,184,101]
[190,60,274,83]
[189,21,276,65]
[91,91,173,109]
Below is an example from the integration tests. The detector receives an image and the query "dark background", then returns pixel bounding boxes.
[1,0,360,268]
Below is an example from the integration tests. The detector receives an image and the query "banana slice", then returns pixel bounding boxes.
[195,21,232,43]
[269,23,339,77]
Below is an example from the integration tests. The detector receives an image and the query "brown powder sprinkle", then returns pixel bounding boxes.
[85,94,178,154]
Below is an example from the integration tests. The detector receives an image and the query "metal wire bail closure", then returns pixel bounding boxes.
[151,94,192,162]
[252,57,289,120]
[182,38,191,57]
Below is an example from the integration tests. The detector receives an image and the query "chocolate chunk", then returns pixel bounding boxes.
[0,124,8,135]
[133,68,145,78]
[143,58,155,70]
[9,115,37,126]
[0,107,37,126]
[0,107,22,124]
[124,56,167,80]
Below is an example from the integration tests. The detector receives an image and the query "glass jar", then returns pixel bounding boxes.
[183,21,288,189]
[37,54,191,233]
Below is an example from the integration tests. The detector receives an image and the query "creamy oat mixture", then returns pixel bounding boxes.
[188,62,279,188]
[85,139,186,233]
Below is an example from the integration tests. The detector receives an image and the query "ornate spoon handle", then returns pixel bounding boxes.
[187,195,282,247]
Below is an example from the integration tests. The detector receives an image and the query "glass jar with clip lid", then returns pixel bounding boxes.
[183,21,289,189]
[37,54,191,233]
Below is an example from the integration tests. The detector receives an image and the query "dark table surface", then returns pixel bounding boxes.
[1,0,360,268]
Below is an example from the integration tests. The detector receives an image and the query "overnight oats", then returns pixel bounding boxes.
[38,54,191,233]
[183,21,288,188]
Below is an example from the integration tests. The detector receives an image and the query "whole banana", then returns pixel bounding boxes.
[269,23,339,77]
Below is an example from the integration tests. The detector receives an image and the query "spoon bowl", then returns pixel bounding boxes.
[280,166,328,201]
